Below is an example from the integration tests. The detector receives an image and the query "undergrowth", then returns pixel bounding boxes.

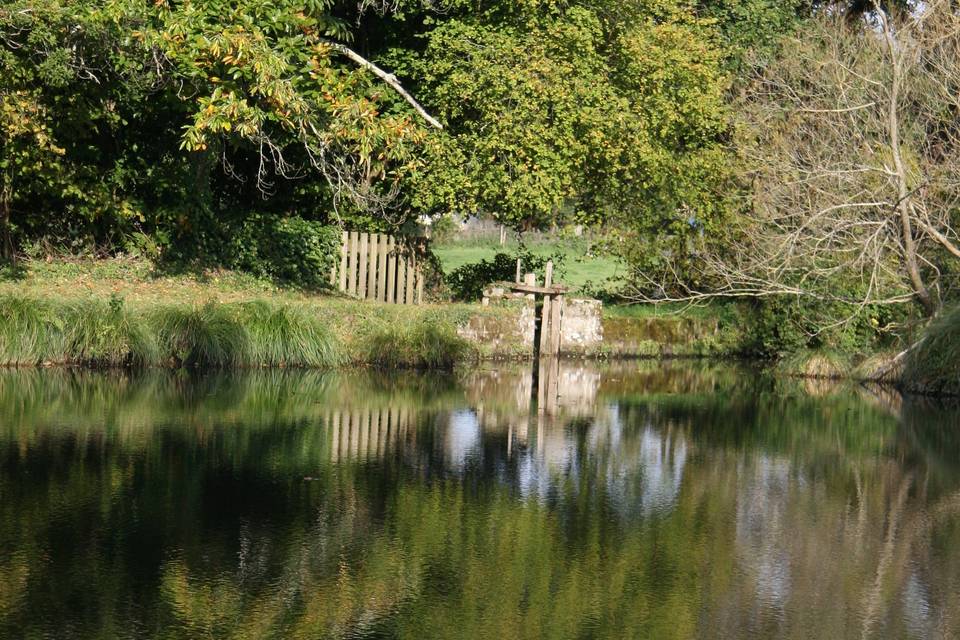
[903,305,960,395]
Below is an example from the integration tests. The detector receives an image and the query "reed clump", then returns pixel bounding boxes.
[359,312,476,369]
[0,295,473,370]
[902,305,960,396]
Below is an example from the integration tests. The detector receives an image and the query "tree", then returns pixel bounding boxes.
[384,0,731,237]
[633,2,960,320]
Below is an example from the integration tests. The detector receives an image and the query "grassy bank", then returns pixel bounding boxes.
[0,294,486,369]
[0,257,498,370]
[902,305,960,396]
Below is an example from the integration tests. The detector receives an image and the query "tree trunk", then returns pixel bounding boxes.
[0,175,13,263]
[881,12,937,315]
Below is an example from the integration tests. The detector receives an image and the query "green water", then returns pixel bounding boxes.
[1,362,958,639]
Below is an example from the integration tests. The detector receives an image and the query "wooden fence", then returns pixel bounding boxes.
[330,231,424,305]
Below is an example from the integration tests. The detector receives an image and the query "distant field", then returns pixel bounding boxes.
[433,237,627,291]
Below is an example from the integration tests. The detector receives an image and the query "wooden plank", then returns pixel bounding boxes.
[376,234,388,302]
[347,231,359,296]
[357,233,369,300]
[539,295,552,355]
[549,294,564,356]
[338,230,348,292]
[396,250,407,304]
[386,236,396,304]
[404,253,415,305]
[507,283,569,295]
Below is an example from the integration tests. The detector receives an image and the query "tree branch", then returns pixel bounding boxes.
[323,40,443,130]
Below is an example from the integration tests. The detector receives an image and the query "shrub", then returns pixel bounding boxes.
[741,295,911,359]
[903,305,960,395]
[229,216,341,290]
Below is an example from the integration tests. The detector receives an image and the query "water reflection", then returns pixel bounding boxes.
[0,362,958,639]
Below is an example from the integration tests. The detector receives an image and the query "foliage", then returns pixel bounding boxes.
[226,217,341,290]
[389,0,732,245]
[903,305,960,396]
[741,296,913,359]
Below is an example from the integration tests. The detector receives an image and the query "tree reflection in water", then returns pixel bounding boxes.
[0,362,958,639]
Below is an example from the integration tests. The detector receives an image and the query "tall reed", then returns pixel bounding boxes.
[0,295,470,370]
[903,305,960,395]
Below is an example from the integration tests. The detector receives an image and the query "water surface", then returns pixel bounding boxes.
[1,362,959,639]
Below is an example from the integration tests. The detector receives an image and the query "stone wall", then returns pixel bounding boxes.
[457,302,536,359]
[458,293,603,358]
[559,298,603,355]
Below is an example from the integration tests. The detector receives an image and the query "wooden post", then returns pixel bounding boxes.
[544,260,554,288]
[376,234,387,302]
[347,231,359,296]
[500,224,506,246]
[338,230,348,292]
[549,294,564,356]
[516,258,522,284]
[539,294,552,356]
[523,273,536,302]
[386,236,397,304]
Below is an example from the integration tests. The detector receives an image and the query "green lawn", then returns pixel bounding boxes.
[433,238,627,291]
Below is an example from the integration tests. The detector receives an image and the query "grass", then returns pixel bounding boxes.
[432,236,626,292]
[0,257,490,370]
[902,305,960,395]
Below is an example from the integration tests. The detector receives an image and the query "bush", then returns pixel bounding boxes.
[229,216,341,290]
[741,296,911,359]
[903,305,960,395]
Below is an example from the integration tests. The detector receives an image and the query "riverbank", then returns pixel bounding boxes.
[0,256,521,369]
[1,257,956,396]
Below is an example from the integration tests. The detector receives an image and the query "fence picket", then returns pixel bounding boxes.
[367,233,379,300]
[386,237,397,304]
[330,231,423,305]
[404,254,414,304]
[347,231,359,296]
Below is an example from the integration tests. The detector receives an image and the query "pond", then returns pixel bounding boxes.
[1,362,959,639]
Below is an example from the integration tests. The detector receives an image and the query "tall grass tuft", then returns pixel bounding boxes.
[0,295,474,371]
[0,295,65,365]
[361,314,475,369]
[151,303,250,368]
[903,305,960,395]
[237,301,342,367]
[64,298,159,366]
